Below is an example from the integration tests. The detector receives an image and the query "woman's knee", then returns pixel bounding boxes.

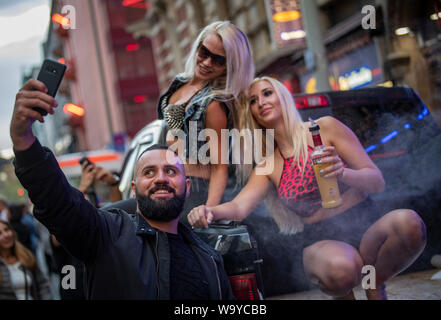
[323,256,363,296]
[390,209,427,251]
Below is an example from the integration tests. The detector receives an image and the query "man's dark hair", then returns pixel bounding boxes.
[134,144,184,179]
[136,144,178,162]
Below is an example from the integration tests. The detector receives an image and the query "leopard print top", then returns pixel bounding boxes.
[277,146,322,217]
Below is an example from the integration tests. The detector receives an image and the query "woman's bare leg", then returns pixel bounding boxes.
[303,240,364,299]
[359,209,426,300]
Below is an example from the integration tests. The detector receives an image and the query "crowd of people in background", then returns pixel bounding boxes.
[0,158,119,300]
[0,197,53,299]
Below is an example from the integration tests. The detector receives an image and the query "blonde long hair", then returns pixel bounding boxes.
[238,76,310,234]
[0,220,37,282]
[237,76,309,179]
[180,21,255,124]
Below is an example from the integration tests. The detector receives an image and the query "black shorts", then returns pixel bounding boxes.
[286,197,387,291]
[301,197,385,250]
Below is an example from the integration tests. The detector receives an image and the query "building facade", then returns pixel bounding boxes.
[40,0,441,151]
[27,0,74,155]
[50,0,159,151]
[127,0,441,126]
[127,0,272,93]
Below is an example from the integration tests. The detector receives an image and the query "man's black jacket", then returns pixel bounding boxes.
[14,140,235,300]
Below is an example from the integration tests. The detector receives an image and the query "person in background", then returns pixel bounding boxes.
[20,204,40,256]
[0,220,52,300]
[8,204,33,254]
[0,197,10,222]
[188,76,427,300]
[78,160,122,206]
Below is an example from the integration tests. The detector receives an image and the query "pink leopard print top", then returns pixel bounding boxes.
[277,146,322,217]
[277,146,348,217]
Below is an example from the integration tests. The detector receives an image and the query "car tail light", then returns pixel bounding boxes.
[294,95,329,109]
[229,273,260,300]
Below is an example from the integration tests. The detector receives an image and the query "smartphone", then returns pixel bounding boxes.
[34,59,66,116]
[79,156,93,167]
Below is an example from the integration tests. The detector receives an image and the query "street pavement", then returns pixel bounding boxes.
[267,268,441,300]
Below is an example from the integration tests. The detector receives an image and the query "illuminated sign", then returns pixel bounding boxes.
[281,30,306,40]
[338,66,373,90]
[267,0,305,48]
[63,103,85,117]
[300,42,384,93]
[303,67,377,93]
[273,10,301,22]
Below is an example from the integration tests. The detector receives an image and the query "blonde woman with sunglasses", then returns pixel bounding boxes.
[157,21,255,223]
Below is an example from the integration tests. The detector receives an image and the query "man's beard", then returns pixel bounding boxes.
[135,184,186,222]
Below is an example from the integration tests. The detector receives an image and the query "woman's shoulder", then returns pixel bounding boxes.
[314,116,343,133]
[316,115,337,126]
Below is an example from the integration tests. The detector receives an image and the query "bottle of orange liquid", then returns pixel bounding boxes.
[309,119,343,208]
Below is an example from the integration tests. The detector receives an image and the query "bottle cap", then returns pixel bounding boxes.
[308,117,320,132]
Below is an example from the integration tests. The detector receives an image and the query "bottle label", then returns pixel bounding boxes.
[311,151,325,165]
[328,187,337,196]
[312,134,323,147]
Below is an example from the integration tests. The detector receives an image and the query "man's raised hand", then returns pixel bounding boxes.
[10,79,58,150]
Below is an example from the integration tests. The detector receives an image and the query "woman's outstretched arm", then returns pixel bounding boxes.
[188,166,271,228]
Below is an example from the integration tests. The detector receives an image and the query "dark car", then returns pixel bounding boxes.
[117,86,441,298]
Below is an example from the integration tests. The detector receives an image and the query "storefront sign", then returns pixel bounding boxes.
[266,0,305,48]
[338,66,373,90]
[299,41,384,93]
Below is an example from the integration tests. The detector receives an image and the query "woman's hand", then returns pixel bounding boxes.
[316,146,345,180]
[187,205,214,229]
[317,116,385,193]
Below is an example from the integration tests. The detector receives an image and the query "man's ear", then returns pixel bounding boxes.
[185,178,191,199]
[131,181,136,199]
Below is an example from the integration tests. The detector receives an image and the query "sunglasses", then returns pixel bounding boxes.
[197,45,226,67]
